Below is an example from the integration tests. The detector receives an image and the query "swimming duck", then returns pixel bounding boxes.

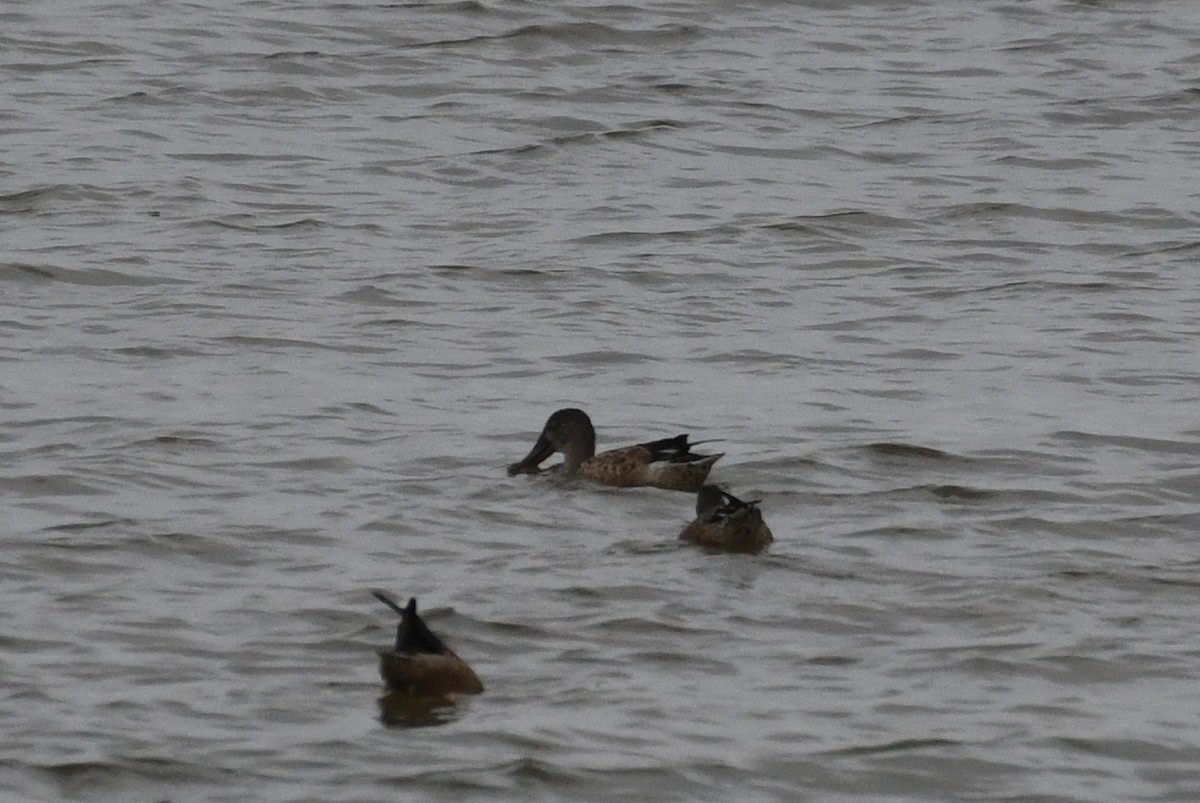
[373,592,483,699]
[506,408,722,492]
[680,484,773,554]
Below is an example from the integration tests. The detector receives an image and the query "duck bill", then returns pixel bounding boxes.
[507,434,554,476]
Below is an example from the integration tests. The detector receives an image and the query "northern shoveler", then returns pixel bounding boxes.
[506,408,722,492]
[679,485,773,554]
[373,592,483,700]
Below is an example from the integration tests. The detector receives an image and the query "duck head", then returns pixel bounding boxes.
[507,408,597,475]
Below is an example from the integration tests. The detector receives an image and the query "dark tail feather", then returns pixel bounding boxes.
[639,434,689,452]
[642,433,725,463]
[374,591,449,654]
[719,489,760,510]
[398,600,450,656]
[372,590,407,616]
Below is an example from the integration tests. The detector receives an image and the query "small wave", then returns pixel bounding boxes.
[401,21,704,51]
[547,350,656,366]
[874,348,960,361]
[933,201,1130,226]
[259,456,357,471]
[603,223,751,247]
[0,474,107,497]
[1049,430,1200,455]
[805,654,859,667]
[43,518,136,533]
[991,154,1109,170]
[212,335,390,354]
[30,756,241,798]
[844,525,956,540]
[762,210,920,236]
[110,345,205,358]
[126,435,220,449]
[922,484,993,501]
[865,442,953,460]
[383,0,488,13]
[334,285,405,306]
[200,216,326,231]
[0,188,52,212]
[263,50,323,59]
[822,737,960,757]
[916,278,1119,300]
[0,262,174,286]
[1053,737,1200,763]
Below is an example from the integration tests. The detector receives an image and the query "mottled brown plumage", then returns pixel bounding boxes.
[679,485,773,554]
[373,592,483,700]
[507,408,722,492]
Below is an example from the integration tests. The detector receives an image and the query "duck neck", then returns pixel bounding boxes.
[561,434,595,473]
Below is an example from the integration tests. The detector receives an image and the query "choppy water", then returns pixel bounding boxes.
[4,0,1200,800]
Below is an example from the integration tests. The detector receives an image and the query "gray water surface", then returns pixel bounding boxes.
[4,1,1200,801]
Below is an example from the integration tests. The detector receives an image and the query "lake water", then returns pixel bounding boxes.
[4,0,1200,800]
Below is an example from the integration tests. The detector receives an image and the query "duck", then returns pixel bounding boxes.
[679,484,773,554]
[506,408,722,492]
[372,592,483,700]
